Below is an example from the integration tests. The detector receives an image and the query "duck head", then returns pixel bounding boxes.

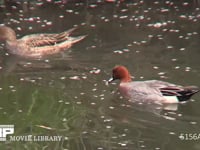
[108,65,132,83]
[0,26,17,42]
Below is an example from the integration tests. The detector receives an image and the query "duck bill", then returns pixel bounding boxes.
[107,77,114,83]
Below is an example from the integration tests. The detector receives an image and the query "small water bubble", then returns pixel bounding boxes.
[69,76,80,80]
[180,48,185,51]
[89,45,96,49]
[59,15,64,18]
[188,32,194,36]
[16,27,22,31]
[66,9,73,13]
[106,125,112,129]
[193,32,198,35]
[119,16,128,19]
[174,66,180,69]
[153,66,159,69]
[104,119,112,123]
[28,17,34,22]
[9,85,14,89]
[92,88,97,92]
[182,2,189,6]
[153,22,162,28]
[160,76,168,79]
[76,101,82,105]
[91,102,96,105]
[81,22,86,26]
[60,76,66,80]
[179,35,184,39]
[65,102,70,105]
[160,8,169,13]
[169,132,175,135]
[179,15,187,19]
[80,92,85,95]
[167,45,174,49]
[190,121,197,125]
[136,50,140,53]
[90,24,96,28]
[114,50,123,54]
[185,67,191,71]
[148,34,154,38]
[177,113,182,117]
[121,9,128,12]
[171,58,177,61]
[121,134,126,137]
[90,68,101,74]
[141,40,147,44]
[162,28,168,32]
[89,4,97,8]
[136,24,140,27]
[123,48,130,52]
[105,18,110,22]
[140,145,146,148]
[185,36,190,40]
[100,115,105,119]
[158,72,165,75]
[120,143,127,147]
[44,59,49,63]
[58,100,63,103]
[46,22,52,25]
[109,106,115,109]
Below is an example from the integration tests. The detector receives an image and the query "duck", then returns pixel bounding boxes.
[108,65,199,104]
[0,26,86,58]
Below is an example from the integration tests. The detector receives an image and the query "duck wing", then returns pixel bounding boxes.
[144,80,199,102]
[146,80,199,101]
[160,85,199,100]
[20,28,78,48]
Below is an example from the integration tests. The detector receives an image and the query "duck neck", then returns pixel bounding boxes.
[121,75,132,82]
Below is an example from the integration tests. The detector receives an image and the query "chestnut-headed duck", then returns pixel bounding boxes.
[0,26,86,58]
[108,65,199,104]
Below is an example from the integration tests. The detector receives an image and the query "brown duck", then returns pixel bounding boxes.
[0,26,86,58]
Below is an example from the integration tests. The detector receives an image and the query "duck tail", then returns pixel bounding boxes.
[69,35,87,44]
[65,27,78,36]
[178,86,199,102]
[58,35,87,50]
[55,27,78,39]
